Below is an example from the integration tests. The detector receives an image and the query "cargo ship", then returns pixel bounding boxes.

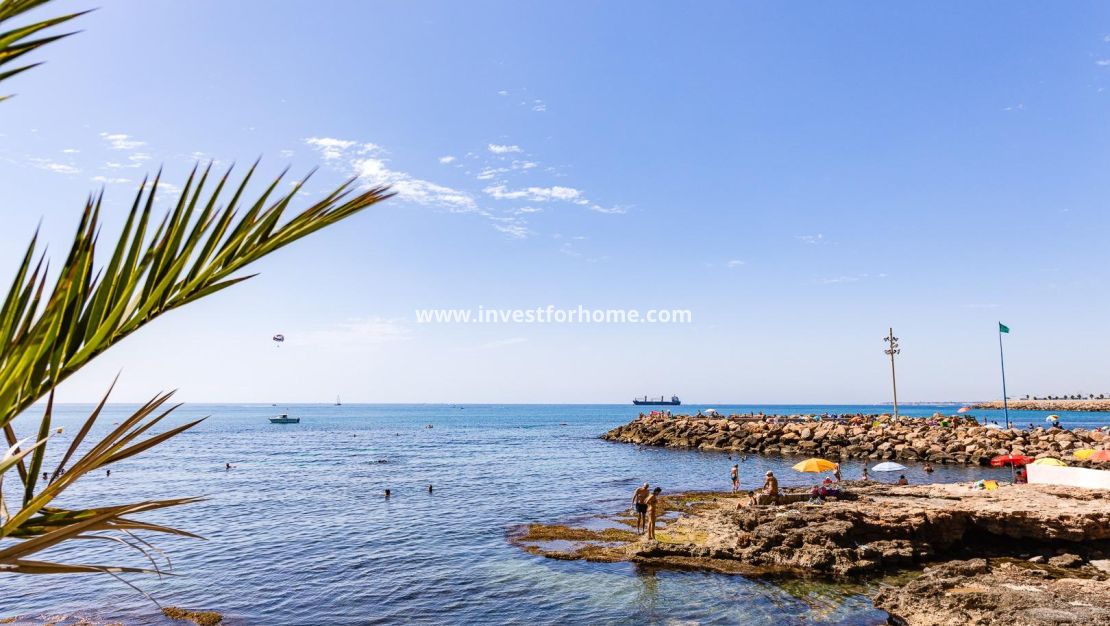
[632,395,681,406]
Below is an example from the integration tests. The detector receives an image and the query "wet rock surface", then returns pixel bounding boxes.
[603,414,1108,465]
[516,482,1110,625]
[873,559,1110,626]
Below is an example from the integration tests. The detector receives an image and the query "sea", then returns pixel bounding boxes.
[3,403,1108,625]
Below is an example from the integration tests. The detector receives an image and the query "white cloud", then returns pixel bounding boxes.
[280,149,295,158]
[438,155,457,164]
[726,259,745,268]
[305,137,357,160]
[492,223,529,239]
[91,175,131,184]
[512,160,537,170]
[62,148,79,154]
[497,90,509,96]
[100,133,145,151]
[300,317,410,349]
[483,184,582,202]
[488,143,522,154]
[797,234,825,244]
[516,207,543,214]
[353,157,478,213]
[477,167,509,180]
[1098,59,1110,66]
[532,100,547,112]
[29,158,79,175]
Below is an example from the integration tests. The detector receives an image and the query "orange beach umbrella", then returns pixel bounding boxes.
[1089,450,1110,463]
[792,458,837,473]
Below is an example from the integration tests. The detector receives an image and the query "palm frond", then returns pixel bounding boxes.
[0,166,392,430]
[0,0,88,100]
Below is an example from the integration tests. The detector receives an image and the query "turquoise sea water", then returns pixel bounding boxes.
[3,403,1108,625]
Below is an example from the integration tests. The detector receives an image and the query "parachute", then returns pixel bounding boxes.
[272,334,285,347]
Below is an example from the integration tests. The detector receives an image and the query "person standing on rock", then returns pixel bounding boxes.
[632,483,650,534]
[645,487,662,540]
[731,464,740,492]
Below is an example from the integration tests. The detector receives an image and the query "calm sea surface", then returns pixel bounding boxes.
[4,403,1108,625]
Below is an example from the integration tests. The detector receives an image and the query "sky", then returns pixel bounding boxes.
[1,0,1109,404]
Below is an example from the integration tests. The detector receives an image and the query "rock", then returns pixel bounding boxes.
[1028,555,1045,563]
[1090,559,1110,574]
[1049,553,1084,568]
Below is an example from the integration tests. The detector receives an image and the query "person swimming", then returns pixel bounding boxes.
[632,483,650,534]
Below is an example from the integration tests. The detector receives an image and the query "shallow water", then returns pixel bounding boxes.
[3,403,1105,624]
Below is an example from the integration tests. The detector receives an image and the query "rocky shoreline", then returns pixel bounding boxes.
[602,414,1108,465]
[972,399,1110,412]
[512,482,1110,625]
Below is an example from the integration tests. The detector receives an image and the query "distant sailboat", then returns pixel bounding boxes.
[335,394,342,406]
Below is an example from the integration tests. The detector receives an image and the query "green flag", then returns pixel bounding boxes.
[999,322,1010,334]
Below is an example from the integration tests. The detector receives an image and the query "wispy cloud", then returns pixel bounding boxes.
[305,137,357,160]
[492,223,529,239]
[438,155,457,164]
[100,132,145,151]
[488,143,522,154]
[300,317,410,349]
[91,175,131,184]
[818,272,886,284]
[532,100,546,112]
[1098,59,1110,66]
[474,336,528,350]
[726,259,745,268]
[797,234,825,245]
[484,184,582,202]
[29,158,79,175]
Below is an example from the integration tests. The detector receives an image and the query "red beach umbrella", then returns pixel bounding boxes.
[990,454,1034,467]
[1088,450,1110,463]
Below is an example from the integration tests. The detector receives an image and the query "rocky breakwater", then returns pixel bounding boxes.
[973,399,1110,412]
[602,415,1107,465]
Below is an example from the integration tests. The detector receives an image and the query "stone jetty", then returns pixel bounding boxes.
[972,399,1110,412]
[602,414,1107,465]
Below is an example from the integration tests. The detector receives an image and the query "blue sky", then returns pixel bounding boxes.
[2,1,1109,403]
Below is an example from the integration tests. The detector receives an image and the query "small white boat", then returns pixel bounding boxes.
[269,413,300,424]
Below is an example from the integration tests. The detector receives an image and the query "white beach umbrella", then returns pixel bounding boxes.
[872,462,907,472]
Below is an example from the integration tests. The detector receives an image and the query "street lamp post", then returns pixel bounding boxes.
[883,328,900,420]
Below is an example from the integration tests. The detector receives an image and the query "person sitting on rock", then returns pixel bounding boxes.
[762,471,779,503]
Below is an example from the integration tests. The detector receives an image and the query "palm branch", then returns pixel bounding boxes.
[0,0,393,587]
[0,0,87,101]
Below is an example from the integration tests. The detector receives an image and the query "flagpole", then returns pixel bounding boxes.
[998,325,1010,429]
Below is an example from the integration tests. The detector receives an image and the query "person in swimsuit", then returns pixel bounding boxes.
[922,462,934,474]
[833,463,841,482]
[762,471,779,504]
[645,487,663,540]
[632,483,650,534]
[730,464,739,492]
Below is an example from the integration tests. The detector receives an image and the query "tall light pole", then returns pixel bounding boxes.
[883,328,900,420]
